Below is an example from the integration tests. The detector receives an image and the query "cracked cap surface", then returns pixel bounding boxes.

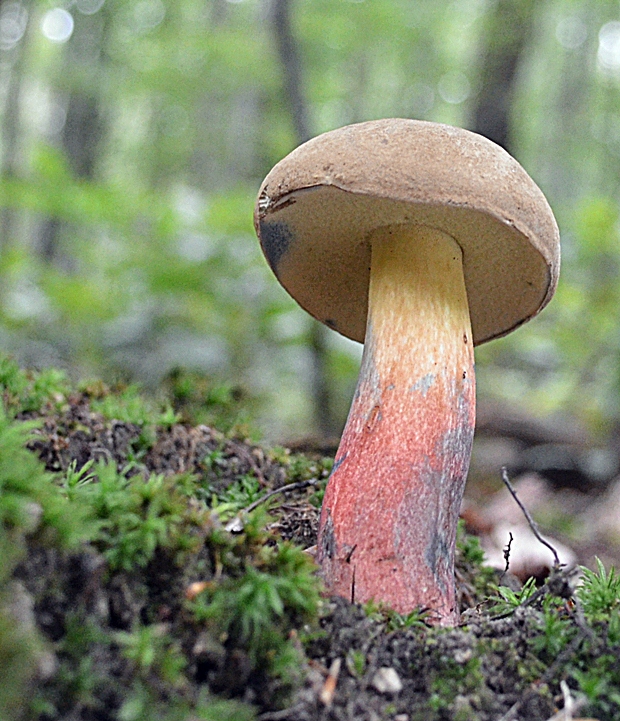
[254,118,560,345]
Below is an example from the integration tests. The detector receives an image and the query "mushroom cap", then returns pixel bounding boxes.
[254,119,560,345]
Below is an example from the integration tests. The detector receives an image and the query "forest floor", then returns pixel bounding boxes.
[2,361,620,721]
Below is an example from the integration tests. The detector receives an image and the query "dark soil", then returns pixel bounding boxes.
[5,390,620,721]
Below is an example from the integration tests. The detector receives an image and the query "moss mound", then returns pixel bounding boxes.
[1,357,619,721]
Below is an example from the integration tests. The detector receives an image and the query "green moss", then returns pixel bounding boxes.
[64,461,204,572]
[5,353,620,720]
[363,600,431,631]
[89,384,178,429]
[0,360,323,718]
[191,510,320,680]
[210,474,263,519]
[164,368,253,436]
[455,521,498,606]
[427,653,484,714]
[0,407,91,720]
[0,356,71,417]
[578,558,620,620]
[0,593,42,720]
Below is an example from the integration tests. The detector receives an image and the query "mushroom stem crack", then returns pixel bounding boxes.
[317,224,476,625]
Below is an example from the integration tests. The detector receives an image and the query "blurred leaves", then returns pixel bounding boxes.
[1,0,620,439]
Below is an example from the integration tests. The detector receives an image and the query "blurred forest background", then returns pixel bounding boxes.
[0,0,619,461]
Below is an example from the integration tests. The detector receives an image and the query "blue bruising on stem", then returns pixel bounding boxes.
[426,518,451,589]
[409,373,435,397]
[423,380,475,593]
[355,320,382,407]
[259,220,294,273]
[329,453,347,479]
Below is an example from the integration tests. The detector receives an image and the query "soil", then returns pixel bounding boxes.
[6,391,620,721]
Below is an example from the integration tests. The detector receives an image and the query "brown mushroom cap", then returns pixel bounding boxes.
[254,119,560,345]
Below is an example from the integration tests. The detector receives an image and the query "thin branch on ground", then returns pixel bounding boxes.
[225,478,320,532]
[244,478,320,513]
[543,679,588,721]
[501,531,513,577]
[501,466,561,567]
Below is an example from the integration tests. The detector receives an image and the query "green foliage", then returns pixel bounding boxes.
[478,559,620,719]
[115,624,186,685]
[266,448,332,508]
[0,374,323,717]
[578,558,620,621]
[1,0,620,447]
[165,368,252,435]
[0,595,42,721]
[193,696,256,721]
[204,446,331,519]
[65,461,202,571]
[210,475,263,520]
[456,524,486,567]
[0,356,70,417]
[363,600,431,631]
[285,452,333,480]
[7,352,620,719]
[529,595,574,662]
[569,640,620,718]
[88,383,179,429]
[0,407,88,719]
[493,576,538,611]
[191,515,320,677]
[0,0,619,443]
[571,660,620,719]
[43,615,257,721]
[0,412,87,578]
[44,615,109,714]
[427,652,484,718]
[345,648,366,678]
[455,521,498,605]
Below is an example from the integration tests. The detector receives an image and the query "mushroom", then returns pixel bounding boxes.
[253,119,560,625]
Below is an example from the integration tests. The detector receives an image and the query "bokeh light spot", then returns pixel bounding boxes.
[556,16,587,50]
[437,72,471,105]
[0,2,28,50]
[598,21,620,73]
[41,8,74,43]
[131,0,165,33]
[76,0,105,16]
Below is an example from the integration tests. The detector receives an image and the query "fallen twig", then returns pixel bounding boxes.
[502,531,513,576]
[501,466,561,568]
[225,478,320,532]
[544,679,589,720]
[319,658,342,708]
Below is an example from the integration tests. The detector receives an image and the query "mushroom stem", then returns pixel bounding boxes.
[317,224,476,625]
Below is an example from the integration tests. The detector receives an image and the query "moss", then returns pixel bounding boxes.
[3,355,620,720]
[0,358,323,719]
[163,367,253,437]
[0,356,70,418]
[455,520,498,609]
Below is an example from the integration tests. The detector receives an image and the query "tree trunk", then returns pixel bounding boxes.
[0,0,33,252]
[37,10,106,264]
[471,0,536,152]
[271,0,337,438]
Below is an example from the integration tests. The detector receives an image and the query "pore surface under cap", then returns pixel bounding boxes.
[255,118,560,345]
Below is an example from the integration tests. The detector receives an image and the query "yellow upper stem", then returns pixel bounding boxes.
[367,223,474,407]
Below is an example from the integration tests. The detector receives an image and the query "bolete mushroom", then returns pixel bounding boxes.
[253,119,560,625]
